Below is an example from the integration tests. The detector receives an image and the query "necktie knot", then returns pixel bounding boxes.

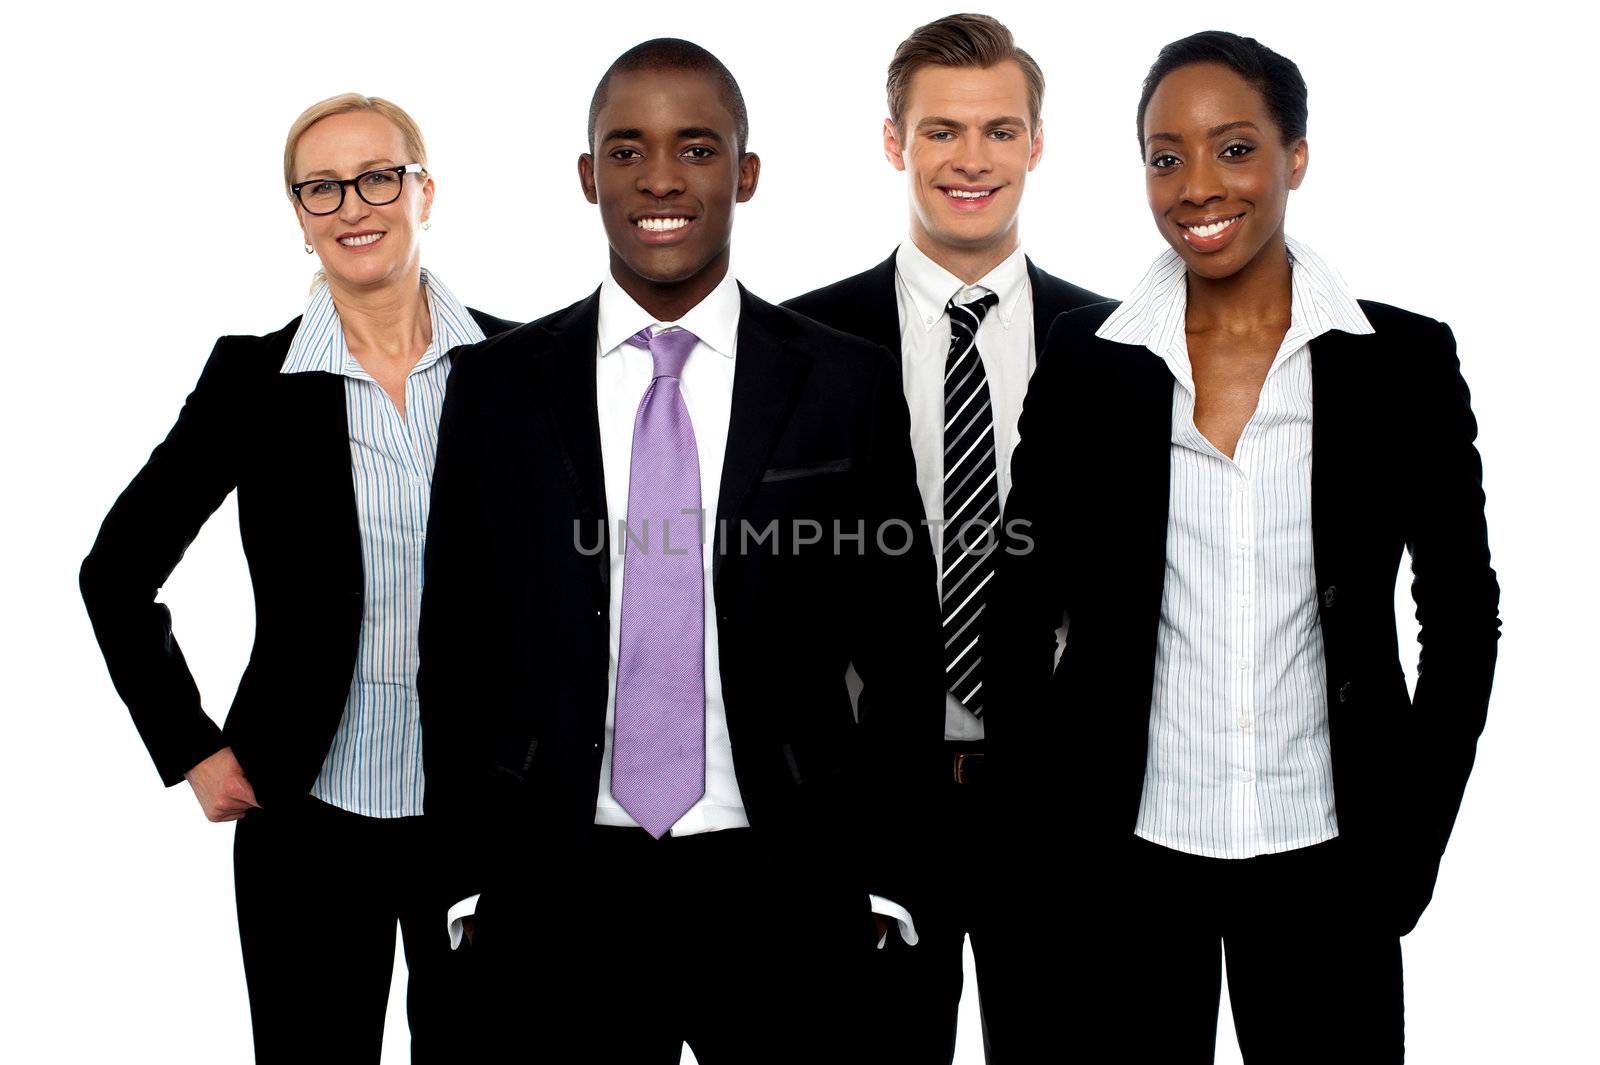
[946,291,999,335]
[626,326,699,380]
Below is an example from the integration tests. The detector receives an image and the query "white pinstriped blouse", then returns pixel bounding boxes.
[1097,238,1374,859]
[279,269,485,818]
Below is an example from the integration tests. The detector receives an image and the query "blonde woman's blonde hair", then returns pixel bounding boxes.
[283,92,429,194]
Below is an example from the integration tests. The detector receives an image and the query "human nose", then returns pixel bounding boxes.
[636,155,686,200]
[337,184,372,224]
[950,132,993,179]
[1181,153,1225,207]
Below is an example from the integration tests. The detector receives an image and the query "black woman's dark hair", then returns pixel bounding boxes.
[1136,30,1307,152]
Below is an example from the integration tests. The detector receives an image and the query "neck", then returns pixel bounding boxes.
[909,221,1019,286]
[326,262,431,362]
[1183,231,1292,334]
[610,250,730,323]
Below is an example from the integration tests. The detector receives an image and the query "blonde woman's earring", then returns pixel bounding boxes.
[304,243,314,254]
[422,220,432,230]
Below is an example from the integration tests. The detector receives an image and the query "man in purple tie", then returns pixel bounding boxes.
[418,38,944,1063]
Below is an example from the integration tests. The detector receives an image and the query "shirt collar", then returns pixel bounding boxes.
[895,240,1029,334]
[597,267,741,359]
[1095,236,1374,361]
[280,267,484,377]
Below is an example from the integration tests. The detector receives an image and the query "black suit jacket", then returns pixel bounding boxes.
[80,307,517,808]
[989,300,1500,935]
[418,285,944,908]
[781,249,1106,360]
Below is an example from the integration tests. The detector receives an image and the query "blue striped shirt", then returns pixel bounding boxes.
[280,269,485,818]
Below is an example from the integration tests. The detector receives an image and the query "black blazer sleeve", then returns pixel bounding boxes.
[79,337,248,786]
[1396,318,1500,932]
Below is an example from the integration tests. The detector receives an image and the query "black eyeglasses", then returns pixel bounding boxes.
[290,163,426,215]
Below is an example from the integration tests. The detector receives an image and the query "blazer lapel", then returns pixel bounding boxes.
[1309,328,1367,587]
[1124,349,1177,610]
[533,291,607,526]
[274,370,362,586]
[860,252,903,359]
[713,286,812,580]
[1026,257,1058,351]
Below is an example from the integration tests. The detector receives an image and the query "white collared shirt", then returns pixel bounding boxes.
[280,268,485,818]
[894,241,1035,742]
[1096,238,1374,859]
[591,268,750,834]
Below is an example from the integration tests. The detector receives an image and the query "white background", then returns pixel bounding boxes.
[3,1,1594,1061]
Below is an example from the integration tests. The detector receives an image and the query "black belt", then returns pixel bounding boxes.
[945,743,988,786]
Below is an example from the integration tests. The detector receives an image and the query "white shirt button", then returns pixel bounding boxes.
[1241,771,1255,783]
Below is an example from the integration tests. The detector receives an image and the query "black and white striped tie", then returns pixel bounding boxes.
[942,291,1000,717]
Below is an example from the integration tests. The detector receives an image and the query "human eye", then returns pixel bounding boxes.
[1148,151,1181,171]
[681,144,716,161]
[927,130,955,142]
[609,147,642,161]
[360,170,398,188]
[1220,141,1256,160]
[310,179,342,194]
[989,129,1017,141]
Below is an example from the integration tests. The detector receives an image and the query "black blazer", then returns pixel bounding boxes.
[80,307,517,808]
[418,285,944,907]
[989,300,1499,935]
[781,249,1107,358]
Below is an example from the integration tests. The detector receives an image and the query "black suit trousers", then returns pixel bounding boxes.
[1073,836,1404,1064]
[468,825,878,1065]
[871,749,1031,1064]
[232,796,467,1063]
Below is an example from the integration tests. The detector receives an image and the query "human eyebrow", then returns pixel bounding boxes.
[677,127,725,143]
[1206,121,1260,138]
[982,116,1028,131]
[915,116,966,132]
[601,128,644,144]
[298,159,397,180]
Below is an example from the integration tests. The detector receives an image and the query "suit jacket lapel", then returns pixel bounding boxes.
[1026,257,1058,351]
[713,286,811,580]
[860,251,903,359]
[533,291,607,528]
[274,370,363,585]
[1124,349,1177,614]
[1309,328,1366,588]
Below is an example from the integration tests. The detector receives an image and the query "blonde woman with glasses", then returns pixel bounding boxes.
[80,93,516,1062]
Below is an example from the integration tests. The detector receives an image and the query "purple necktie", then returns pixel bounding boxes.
[611,325,706,838]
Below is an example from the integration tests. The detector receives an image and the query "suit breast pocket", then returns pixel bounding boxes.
[760,457,854,483]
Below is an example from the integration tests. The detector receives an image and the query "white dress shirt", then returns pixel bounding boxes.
[449,271,914,947]
[894,241,1035,742]
[1096,237,1374,859]
[592,268,749,833]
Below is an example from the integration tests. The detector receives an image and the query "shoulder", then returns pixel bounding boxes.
[465,306,521,338]
[782,254,894,322]
[1355,299,1450,342]
[750,290,896,379]
[448,296,590,383]
[1349,301,1467,400]
[200,316,304,382]
[1041,300,1124,357]
[1027,261,1110,315]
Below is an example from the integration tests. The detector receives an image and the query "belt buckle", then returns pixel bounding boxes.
[953,751,983,785]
